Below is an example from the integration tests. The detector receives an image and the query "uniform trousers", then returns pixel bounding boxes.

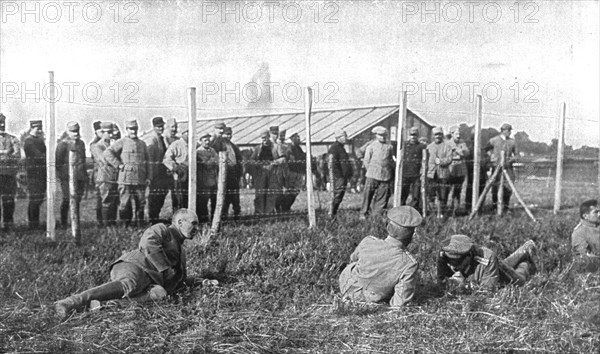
[27,177,46,228]
[329,176,348,217]
[118,184,146,226]
[400,175,421,210]
[98,182,119,226]
[59,179,86,227]
[360,178,392,217]
[0,175,16,227]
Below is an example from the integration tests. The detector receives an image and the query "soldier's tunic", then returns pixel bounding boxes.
[163,138,189,211]
[196,146,218,223]
[110,223,187,295]
[91,139,119,226]
[104,136,149,225]
[446,139,470,205]
[0,131,20,227]
[486,135,517,208]
[572,220,600,256]
[401,141,425,209]
[90,136,102,225]
[280,143,306,212]
[250,141,286,215]
[23,134,46,228]
[426,141,453,209]
[327,141,353,217]
[222,141,243,218]
[55,138,86,227]
[339,236,418,307]
[142,131,171,223]
[361,140,395,217]
[437,246,499,290]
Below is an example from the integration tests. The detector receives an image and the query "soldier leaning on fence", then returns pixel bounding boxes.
[446,126,470,212]
[55,208,200,320]
[485,123,517,211]
[401,127,425,211]
[196,133,219,223]
[426,127,453,218]
[220,127,243,220]
[163,124,190,211]
[571,199,600,257]
[104,119,150,227]
[90,121,104,226]
[143,117,172,224]
[0,113,21,231]
[328,129,353,219]
[250,130,286,215]
[437,235,536,292]
[90,122,120,227]
[280,132,306,212]
[55,122,87,230]
[360,126,395,220]
[339,206,422,307]
[23,120,46,230]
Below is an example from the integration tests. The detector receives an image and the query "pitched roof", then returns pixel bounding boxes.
[188,105,429,146]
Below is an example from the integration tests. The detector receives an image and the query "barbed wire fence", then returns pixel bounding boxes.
[1,77,599,242]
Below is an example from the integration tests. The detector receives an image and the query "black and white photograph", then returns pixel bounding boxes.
[1,1,598,352]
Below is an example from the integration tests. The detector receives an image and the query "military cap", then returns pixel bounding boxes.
[335,129,347,138]
[93,121,102,131]
[500,123,512,131]
[442,235,474,259]
[100,121,113,131]
[432,126,444,135]
[269,126,279,134]
[30,120,43,128]
[0,113,5,122]
[387,206,423,228]
[372,126,388,135]
[223,126,232,134]
[67,121,80,131]
[279,129,287,138]
[260,130,270,138]
[214,122,226,130]
[152,116,165,127]
[199,133,211,140]
[290,132,299,139]
[125,119,138,129]
[409,127,419,135]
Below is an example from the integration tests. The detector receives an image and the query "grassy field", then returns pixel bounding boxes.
[1,187,599,353]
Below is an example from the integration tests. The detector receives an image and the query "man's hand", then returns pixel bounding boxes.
[163,268,175,280]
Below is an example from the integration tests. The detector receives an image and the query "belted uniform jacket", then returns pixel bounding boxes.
[104,136,149,185]
[0,132,20,176]
[91,139,118,183]
[363,140,395,182]
[426,141,453,179]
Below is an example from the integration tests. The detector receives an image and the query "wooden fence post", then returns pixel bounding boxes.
[421,149,428,217]
[553,102,566,214]
[187,88,197,214]
[210,152,227,234]
[497,152,505,215]
[304,87,316,228]
[471,94,482,213]
[393,90,407,207]
[69,151,81,244]
[46,71,57,241]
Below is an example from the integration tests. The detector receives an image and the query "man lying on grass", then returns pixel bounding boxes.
[437,235,537,292]
[55,208,200,319]
[339,206,422,307]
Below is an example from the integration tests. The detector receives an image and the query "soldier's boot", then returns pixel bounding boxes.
[54,281,125,319]
[129,284,167,303]
[504,240,536,272]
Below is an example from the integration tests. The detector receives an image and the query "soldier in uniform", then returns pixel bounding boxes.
[360,126,395,220]
[23,120,46,230]
[485,123,517,210]
[327,129,353,219]
[281,132,306,212]
[446,126,470,213]
[426,127,452,218]
[437,235,536,291]
[571,199,600,257]
[104,119,149,227]
[196,133,218,223]
[54,209,200,319]
[55,122,87,229]
[90,122,120,227]
[339,206,422,307]
[220,127,243,220]
[163,124,190,211]
[249,130,286,215]
[0,113,21,231]
[143,117,171,223]
[90,121,104,226]
[401,127,425,210]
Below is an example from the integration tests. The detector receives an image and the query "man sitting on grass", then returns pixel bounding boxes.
[571,199,599,257]
[55,209,200,319]
[437,235,536,292]
[339,206,422,307]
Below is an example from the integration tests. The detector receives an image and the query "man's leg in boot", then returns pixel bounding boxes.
[129,284,167,303]
[55,281,125,319]
[504,240,536,268]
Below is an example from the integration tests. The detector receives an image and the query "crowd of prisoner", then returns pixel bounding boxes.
[0,113,596,316]
[0,111,519,231]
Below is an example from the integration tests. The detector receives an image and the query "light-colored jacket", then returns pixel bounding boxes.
[163,139,189,182]
[0,132,21,176]
[90,139,118,183]
[486,135,517,169]
[446,139,470,177]
[363,140,395,182]
[104,136,149,185]
[426,141,452,179]
[571,221,600,256]
[111,224,186,294]
[339,236,418,307]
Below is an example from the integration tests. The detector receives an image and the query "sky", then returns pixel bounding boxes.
[0,0,598,147]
